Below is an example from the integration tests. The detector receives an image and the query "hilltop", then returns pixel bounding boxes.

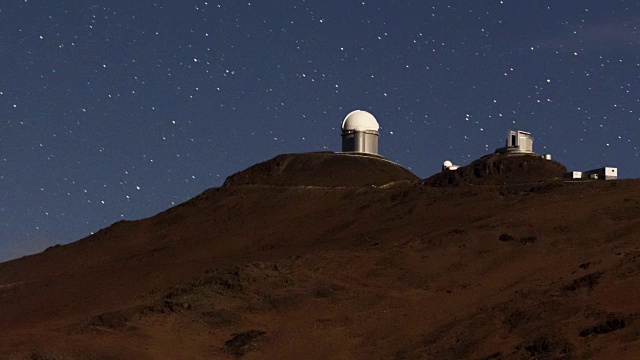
[222,152,419,187]
[1,153,639,360]
[424,153,567,187]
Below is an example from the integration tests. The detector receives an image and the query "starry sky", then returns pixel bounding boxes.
[1,0,639,261]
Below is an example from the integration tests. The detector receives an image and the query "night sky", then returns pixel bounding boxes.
[1,1,639,261]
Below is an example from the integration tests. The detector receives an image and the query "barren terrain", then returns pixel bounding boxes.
[1,153,640,359]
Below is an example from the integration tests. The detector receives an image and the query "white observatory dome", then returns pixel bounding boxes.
[341,110,380,132]
[443,160,453,168]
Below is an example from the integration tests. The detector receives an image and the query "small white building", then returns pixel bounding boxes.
[565,167,618,180]
[567,171,583,179]
[498,130,534,154]
[583,167,618,180]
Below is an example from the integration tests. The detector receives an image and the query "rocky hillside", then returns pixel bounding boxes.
[1,153,639,360]
[424,153,567,187]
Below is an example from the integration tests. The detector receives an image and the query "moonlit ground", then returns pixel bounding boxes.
[1,0,638,260]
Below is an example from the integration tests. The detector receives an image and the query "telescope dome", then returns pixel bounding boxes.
[341,110,379,132]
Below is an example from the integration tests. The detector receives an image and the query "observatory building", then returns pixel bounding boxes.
[442,160,459,171]
[496,130,534,154]
[341,110,379,155]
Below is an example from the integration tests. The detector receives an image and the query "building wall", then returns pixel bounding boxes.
[604,167,618,180]
[342,130,379,154]
[516,132,533,152]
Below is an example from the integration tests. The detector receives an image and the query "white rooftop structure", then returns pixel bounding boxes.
[341,110,380,132]
[341,110,380,154]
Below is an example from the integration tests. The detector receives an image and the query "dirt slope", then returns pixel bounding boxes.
[1,153,640,360]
